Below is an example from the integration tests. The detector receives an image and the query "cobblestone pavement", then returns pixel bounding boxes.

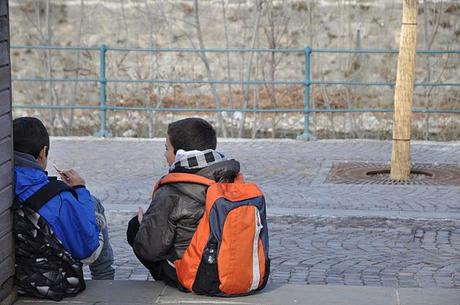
[98,213,460,289]
[47,138,460,288]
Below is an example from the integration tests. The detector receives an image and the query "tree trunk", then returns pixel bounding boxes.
[238,0,263,138]
[45,0,55,134]
[221,0,234,137]
[67,0,85,135]
[193,0,227,138]
[390,0,418,181]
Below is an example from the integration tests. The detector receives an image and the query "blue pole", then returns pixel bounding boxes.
[98,45,108,137]
[297,46,315,140]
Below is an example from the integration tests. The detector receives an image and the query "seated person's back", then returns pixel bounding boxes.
[13,117,114,301]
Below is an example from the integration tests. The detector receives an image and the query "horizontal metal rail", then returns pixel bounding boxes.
[12,104,459,114]
[11,45,460,54]
[11,77,460,87]
[10,45,460,138]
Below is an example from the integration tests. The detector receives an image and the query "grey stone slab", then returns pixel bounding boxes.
[400,211,460,220]
[0,254,13,289]
[0,279,15,305]
[0,185,11,295]
[268,207,460,220]
[0,4,12,305]
[0,208,11,239]
[16,301,154,305]
[14,297,145,305]
[0,131,6,161]
[398,288,460,305]
[0,114,10,140]
[0,160,12,193]
[0,185,12,215]
[0,66,9,91]
[157,284,398,305]
[16,280,165,305]
[0,16,7,42]
[78,280,164,303]
[0,90,10,116]
[0,231,12,266]
[0,0,7,17]
[0,41,8,66]
[0,137,11,163]
[16,301,155,305]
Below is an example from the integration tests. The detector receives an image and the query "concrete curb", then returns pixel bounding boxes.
[14,280,460,305]
[49,136,460,146]
[104,204,460,221]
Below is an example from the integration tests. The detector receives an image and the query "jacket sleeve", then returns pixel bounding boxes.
[133,187,179,262]
[53,187,100,260]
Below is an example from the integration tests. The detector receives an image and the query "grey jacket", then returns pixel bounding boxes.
[133,159,240,263]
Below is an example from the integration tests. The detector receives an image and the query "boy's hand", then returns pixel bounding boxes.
[138,207,144,223]
[59,169,86,187]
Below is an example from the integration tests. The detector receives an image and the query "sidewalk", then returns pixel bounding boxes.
[14,280,460,305]
[49,138,460,220]
[30,138,460,295]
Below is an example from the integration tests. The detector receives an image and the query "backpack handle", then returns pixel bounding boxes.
[152,172,245,196]
[235,173,244,183]
[151,173,215,195]
[160,173,216,186]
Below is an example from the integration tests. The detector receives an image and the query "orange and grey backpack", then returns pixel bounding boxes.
[156,172,270,296]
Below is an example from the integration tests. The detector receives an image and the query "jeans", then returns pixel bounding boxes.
[89,196,115,280]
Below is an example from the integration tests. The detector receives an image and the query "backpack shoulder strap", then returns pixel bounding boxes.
[21,180,78,212]
[152,173,215,195]
[160,173,215,187]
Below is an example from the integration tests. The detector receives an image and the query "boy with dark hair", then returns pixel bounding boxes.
[13,117,114,298]
[166,117,217,153]
[127,117,240,286]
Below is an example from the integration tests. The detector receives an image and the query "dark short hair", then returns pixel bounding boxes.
[13,117,50,158]
[167,118,217,153]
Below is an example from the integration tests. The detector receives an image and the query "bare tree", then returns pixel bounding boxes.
[390,0,418,181]
[10,0,458,140]
[66,0,85,135]
[120,0,129,39]
[422,0,444,139]
[192,0,227,137]
[44,0,55,134]
[221,0,235,137]
[238,0,264,138]
[142,0,173,138]
[259,0,302,138]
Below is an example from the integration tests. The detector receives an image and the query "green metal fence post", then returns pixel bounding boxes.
[297,46,315,140]
[97,44,109,137]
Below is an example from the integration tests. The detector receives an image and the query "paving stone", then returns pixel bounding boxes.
[326,277,344,284]
[48,139,460,289]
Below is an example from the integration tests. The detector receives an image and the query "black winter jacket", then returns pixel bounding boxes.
[133,159,240,264]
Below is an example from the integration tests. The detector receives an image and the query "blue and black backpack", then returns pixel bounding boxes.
[13,179,86,301]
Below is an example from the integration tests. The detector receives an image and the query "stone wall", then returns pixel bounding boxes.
[0,0,15,303]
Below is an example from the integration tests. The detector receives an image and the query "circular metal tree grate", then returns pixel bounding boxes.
[327,162,460,186]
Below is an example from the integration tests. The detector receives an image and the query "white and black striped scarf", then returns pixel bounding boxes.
[169,149,227,172]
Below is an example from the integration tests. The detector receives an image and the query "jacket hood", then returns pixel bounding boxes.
[14,151,48,198]
[170,159,240,204]
[14,151,43,170]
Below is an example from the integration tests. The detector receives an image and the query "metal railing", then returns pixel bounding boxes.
[10,45,460,138]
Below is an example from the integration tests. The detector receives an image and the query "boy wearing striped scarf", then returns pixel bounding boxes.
[127,118,240,287]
